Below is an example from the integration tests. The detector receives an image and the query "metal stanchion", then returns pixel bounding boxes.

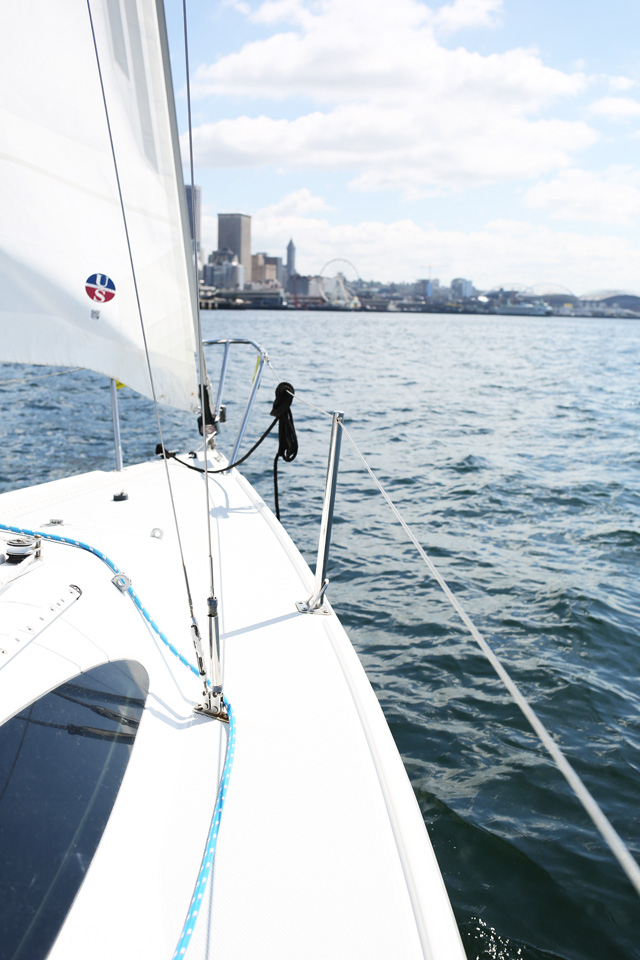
[297,411,343,613]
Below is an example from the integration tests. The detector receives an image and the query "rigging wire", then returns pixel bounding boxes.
[182,0,215,585]
[182,0,223,703]
[85,0,196,623]
[338,420,640,900]
[266,359,332,418]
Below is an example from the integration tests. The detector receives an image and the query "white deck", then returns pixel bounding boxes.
[0,455,464,959]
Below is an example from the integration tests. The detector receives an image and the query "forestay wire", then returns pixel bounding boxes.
[269,367,640,899]
[182,0,217,605]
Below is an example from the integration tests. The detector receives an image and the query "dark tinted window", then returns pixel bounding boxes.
[0,660,148,960]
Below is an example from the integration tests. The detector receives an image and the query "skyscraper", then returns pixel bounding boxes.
[286,239,296,278]
[218,214,251,284]
[185,184,201,263]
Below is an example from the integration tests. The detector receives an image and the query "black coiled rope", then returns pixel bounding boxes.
[270,382,298,520]
[162,382,298,520]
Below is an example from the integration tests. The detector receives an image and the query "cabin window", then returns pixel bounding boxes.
[0,660,149,960]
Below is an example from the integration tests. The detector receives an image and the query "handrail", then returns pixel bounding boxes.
[202,338,268,463]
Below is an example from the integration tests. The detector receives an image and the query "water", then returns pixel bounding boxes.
[1,311,639,959]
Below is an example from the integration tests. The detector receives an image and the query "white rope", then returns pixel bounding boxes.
[339,421,640,899]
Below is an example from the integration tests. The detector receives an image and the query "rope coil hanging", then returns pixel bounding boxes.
[164,382,298,520]
[270,381,297,520]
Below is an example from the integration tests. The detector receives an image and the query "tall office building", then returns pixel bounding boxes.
[185,184,201,263]
[451,278,473,299]
[286,239,296,278]
[218,214,251,284]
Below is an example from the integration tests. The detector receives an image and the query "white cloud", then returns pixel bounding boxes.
[187,108,595,195]
[249,191,640,291]
[250,0,317,26]
[605,75,636,93]
[524,167,640,226]
[194,1,584,107]
[258,187,330,215]
[221,0,252,13]
[434,0,503,34]
[188,0,592,193]
[589,96,640,120]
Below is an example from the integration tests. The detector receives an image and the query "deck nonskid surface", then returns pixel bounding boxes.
[0,457,463,959]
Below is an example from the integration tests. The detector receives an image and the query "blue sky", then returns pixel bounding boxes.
[166,0,640,292]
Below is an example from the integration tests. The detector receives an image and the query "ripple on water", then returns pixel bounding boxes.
[2,313,640,959]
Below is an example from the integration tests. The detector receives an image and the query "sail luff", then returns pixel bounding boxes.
[0,0,198,412]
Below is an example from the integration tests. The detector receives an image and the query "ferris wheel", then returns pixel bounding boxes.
[319,259,361,306]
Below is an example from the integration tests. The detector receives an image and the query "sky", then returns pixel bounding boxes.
[166,0,640,292]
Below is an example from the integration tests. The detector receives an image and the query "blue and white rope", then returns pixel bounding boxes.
[172,701,236,958]
[0,520,237,952]
[0,522,199,678]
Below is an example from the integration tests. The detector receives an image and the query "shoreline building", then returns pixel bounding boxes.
[451,278,473,300]
[218,213,251,284]
[252,253,285,287]
[286,239,296,280]
[203,248,243,290]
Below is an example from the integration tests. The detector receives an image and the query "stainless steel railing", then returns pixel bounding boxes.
[203,338,344,613]
[202,338,268,464]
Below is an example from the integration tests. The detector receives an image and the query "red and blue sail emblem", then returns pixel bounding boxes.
[85,273,116,303]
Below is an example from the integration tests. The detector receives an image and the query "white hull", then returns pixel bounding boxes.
[0,453,464,959]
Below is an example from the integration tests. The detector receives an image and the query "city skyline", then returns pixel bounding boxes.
[199,205,632,296]
[166,1,640,292]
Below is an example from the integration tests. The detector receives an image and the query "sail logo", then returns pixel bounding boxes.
[85,274,116,303]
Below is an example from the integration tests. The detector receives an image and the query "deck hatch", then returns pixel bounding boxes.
[0,659,148,960]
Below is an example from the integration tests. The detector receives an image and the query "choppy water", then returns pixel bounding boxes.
[1,311,639,959]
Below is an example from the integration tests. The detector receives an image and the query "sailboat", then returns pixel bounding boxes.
[0,2,465,958]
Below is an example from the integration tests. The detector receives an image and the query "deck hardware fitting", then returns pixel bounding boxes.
[111,573,131,592]
[193,596,228,722]
[195,691,229,722]
[296,578,331,615]
[5,535,41,563]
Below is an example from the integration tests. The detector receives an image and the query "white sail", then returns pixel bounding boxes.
[0,0,199,411]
